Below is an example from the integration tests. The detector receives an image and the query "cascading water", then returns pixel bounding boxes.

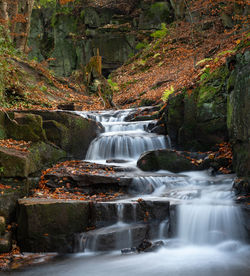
[84,109,168,161]
[17,108,250,276]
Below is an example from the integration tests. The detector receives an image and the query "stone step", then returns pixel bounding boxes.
[79,223,148,251]
[17,198,170,253]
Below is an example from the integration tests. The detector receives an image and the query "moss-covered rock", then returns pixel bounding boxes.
[139,2,173,29]
[5,112,47,142]
[5,111,102,159]
[17,198,90,252]
[33,111,102,159]
[166,65,230,150]
[0,142,66,178]
[0,147,30,178]
[29,142,66,173]
[137,149,198,172]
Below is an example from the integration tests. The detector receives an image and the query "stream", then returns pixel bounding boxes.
[11,108,250,276]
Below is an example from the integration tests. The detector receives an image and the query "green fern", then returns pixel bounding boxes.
[161,86,174,102]
[151,23,168,39]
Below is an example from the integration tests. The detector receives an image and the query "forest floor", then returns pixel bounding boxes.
[1,14,249,112]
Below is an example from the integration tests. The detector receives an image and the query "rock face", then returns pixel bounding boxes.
[25,110,103,159]
[165,65,230,151]
[28,1,175,77]
[162,50,249,182]
[227,51,250,180]
[17,198,90,253]
[17,199,170,253]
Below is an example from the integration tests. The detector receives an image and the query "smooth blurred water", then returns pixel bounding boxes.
[10,108,249,276]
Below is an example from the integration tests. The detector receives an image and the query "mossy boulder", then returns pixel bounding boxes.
[0,147,31,178]
[5,112,47,142]
[137,149,198,172]
[139,2,173,29]
[17,198,90,252]
[30,111,102,159]
[0,142,66,178]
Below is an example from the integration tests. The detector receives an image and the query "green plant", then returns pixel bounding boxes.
[151,23,168,39]
[217,49,236,57]
[107,79,119,92]
[40,85,48,92]
[196,58,213,66]
[136,42,148,51]
[200,67,211,81]
[161,86,174,102]
[0,167,4,174]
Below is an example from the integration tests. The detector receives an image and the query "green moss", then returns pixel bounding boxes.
[6,113,47,142]
[227,96,233,130]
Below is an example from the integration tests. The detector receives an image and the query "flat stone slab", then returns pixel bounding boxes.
[17,198,170,253]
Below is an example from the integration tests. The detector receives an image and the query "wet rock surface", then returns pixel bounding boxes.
[17,198,170,253]
[42,161,134,193]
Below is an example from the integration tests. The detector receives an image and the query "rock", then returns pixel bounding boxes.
[0,216,5,235]
[165,65,230,151]
[137,239,164,252]
[17,198,90,253]
[42,161,133,193]
[139,2,173,30]
[0,232,11,253]
[5,112,47,142]
[0,147,31,178]
[84,223,148,251]
[0,112,6,139]
[106,159,129,163]
[0,142,66,178]
[0,182,30,223]
[30,111,103,159]
[137,149,198,172]
[137,239,152,252]
[233,177,250,196]
[240,204,250,242]
[1,110,100,161]
[91,200,170,228]
[57,103,82,111]
[227,51,250,179]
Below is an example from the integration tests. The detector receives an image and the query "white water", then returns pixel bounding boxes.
[85,109,167,161]
[14,108,249,276]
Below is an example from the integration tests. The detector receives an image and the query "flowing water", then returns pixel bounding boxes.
[13,108,250,276]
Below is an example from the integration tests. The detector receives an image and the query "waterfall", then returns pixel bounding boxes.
[84,109,169,161]
[177,184,246,245]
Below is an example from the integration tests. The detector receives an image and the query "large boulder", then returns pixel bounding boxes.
[17,198,90,253]
[0,142,66,178]
[5,112,47,142]
[1,110,102,160]
[29,111,102,159]
[137,149,198,172]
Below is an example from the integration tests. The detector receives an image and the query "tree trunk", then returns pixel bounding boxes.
[0,0,34,53]
[170,0,186,19]
[14,0,34,52]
